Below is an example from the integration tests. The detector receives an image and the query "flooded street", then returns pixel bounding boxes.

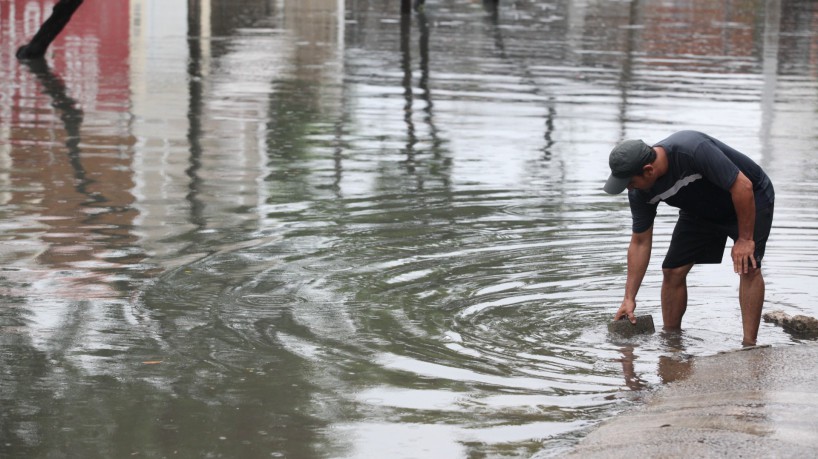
[1,0,818,457]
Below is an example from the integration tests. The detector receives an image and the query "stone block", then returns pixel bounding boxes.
[608,315,656,337]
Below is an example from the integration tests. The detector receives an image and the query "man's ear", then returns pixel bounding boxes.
[642,164,655,177]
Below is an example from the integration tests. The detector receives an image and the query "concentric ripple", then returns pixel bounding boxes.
[141,176,808,456]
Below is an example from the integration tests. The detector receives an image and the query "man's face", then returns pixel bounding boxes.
[626,174,650,191]
[626,166,655,191]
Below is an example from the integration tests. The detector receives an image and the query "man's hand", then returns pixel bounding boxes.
[729,172,756,275]
[732,238,756,274]
[614,298,637,324]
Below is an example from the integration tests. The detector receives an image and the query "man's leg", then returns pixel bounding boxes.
[661,263,694,330]
[662,212,726,330]
[738,204,773,346]
[739,267,764,346]
[16,0,84,59]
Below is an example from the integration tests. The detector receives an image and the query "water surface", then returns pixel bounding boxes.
[1,0,818,457]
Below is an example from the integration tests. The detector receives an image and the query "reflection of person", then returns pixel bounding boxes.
[617,346,647,391]
[604,131,774,346]
[618,346,693,388]
[21,58,85,184]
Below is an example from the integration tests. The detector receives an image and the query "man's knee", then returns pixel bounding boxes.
[663,265,691,285]
[740,266,763,281]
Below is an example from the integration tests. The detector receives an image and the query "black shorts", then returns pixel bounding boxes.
[662,204,774,269]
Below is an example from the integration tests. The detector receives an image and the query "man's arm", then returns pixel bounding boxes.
[730,171,756,274]
[614,226,653,324]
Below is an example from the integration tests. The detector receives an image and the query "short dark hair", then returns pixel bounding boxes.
[633,148,657,176]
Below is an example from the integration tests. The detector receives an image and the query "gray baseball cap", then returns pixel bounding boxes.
[603,139,654,194]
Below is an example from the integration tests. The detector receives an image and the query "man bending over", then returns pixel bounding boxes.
[603,131,774,346]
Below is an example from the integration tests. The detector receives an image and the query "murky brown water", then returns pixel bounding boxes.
[1,0,817,457]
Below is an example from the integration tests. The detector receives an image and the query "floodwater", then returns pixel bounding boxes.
[1,0,817,457]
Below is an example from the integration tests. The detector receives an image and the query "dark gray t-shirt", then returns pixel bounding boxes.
[628,131,775,233]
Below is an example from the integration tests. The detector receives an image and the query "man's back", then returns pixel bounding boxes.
[628,131,774,232]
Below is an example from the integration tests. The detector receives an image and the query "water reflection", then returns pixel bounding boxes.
[21,58,85,191]
[1,0,818,457]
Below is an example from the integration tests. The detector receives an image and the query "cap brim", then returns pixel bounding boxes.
[603,174,630,194]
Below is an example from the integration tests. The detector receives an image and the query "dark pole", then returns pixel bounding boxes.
[16,0,84,60]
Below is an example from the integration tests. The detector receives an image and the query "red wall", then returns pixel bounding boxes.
[1,0,130,107]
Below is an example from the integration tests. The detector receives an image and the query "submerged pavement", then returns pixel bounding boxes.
[564,343,818,458]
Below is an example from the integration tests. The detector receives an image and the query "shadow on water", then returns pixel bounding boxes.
[2,0,818,458]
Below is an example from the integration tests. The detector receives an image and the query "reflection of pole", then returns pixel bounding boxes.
[16,0,83,59]
[400,15,417,174]
[485,2,506,59]
[402,0,428,15]
[484,4,554,160]
[759,0,781,168]
[416,11,452,190]
[333,0,346,197]
[404,0,497,15]
[617,0,639,141]
[542,102,556,161]
[483,0,499,15]
[186,0,206,228]
[417,12,440,151]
